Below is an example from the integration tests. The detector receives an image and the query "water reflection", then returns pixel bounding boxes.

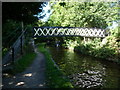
[48,47,120,88]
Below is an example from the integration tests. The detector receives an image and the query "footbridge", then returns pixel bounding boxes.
[33,27,109,38]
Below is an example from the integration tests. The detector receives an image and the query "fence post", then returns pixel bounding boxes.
[21,36,23,55]
[12,47,14,63]
[21,15,24,55]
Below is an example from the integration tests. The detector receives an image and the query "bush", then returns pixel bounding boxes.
[74,34,119,63]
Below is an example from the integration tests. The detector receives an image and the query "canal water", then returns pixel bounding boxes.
[48,47,120,88]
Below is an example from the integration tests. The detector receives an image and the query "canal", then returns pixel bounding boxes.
[48,46,120,88]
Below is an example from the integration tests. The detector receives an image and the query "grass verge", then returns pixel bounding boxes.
[38,43,73,88]
[12,52,36,74]
[3,39,36,75]
[11,42,36,74]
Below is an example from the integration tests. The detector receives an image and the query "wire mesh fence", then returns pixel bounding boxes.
[2,29,26,69]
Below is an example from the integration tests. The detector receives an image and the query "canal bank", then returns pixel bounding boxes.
[38,43,73,88]
[48,46,120,88]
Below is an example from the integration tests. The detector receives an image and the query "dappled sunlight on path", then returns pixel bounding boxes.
[2,39,47,88]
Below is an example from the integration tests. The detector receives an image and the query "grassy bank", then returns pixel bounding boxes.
[11,42,36,74]
[38,43,73,88]
[12,52,36,74]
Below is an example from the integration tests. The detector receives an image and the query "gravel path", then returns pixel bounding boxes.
[2,46,47,88]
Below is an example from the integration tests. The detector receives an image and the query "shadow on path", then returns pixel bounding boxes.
[2,39,47,88]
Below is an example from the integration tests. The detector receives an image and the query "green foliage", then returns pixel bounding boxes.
[13,48,35,74]
[13,52,36,74]
[3,2,40,24]
[63,39,79,49]
[95,47,115,59]
[110,26,120,39]
[74,34,119,62]
[25,24,36,37]
[2,48,8,57]
[36,1,119,63]
[74,44,92,55]
[2,20,22,48]
[36,2,118,49]
[38,2,118,29]
[11,40,36,74]
[2,20,36,56]
[38,43,73,88]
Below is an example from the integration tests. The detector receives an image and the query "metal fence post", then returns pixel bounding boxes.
[12,47,14,63]
[21,36,23,55]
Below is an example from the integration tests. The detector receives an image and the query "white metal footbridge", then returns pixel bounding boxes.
[33,27,109,38]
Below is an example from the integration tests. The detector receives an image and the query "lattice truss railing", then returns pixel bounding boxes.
[33,27,107,37]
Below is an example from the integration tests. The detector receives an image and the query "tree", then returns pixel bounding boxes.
[38,1,118,29]
[35,1,118,49]
[2,2,42,24]
[2,2,43,48]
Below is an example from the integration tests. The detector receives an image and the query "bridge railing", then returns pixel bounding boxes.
[33,27,109,38]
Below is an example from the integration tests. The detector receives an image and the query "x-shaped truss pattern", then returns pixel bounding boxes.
[33,27,107,38]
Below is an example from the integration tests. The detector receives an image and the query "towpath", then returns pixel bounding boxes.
[2,44,47,88]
